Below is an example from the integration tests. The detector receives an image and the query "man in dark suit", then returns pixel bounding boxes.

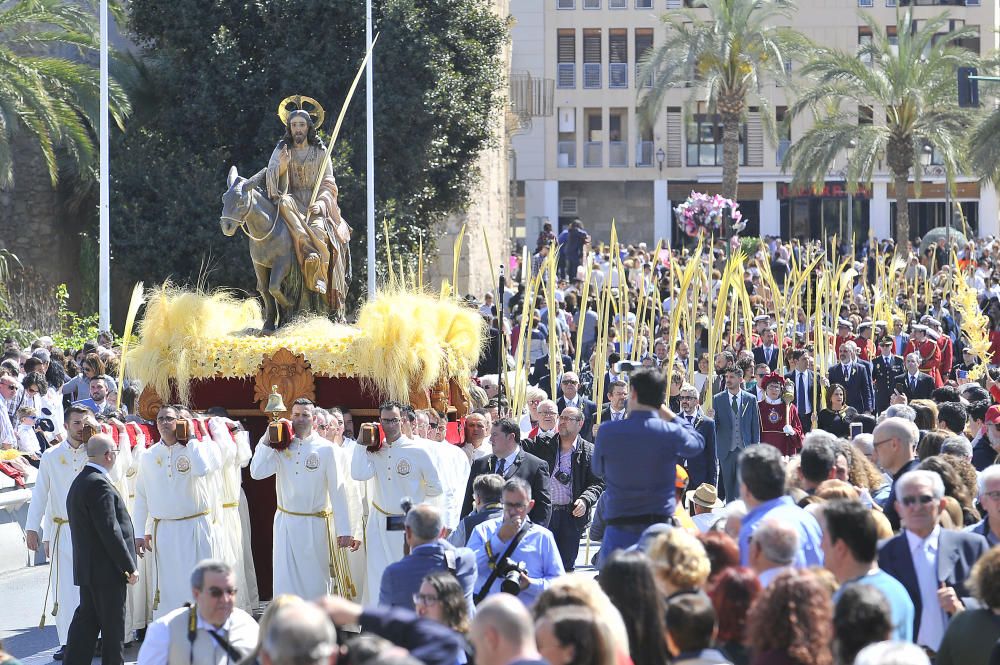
[595,379,629,439]
[379,504,476,614]
[676,382,717,489]
[752,327,780,371]
[872,336,905,414]
[785,349,817,432]
[63,434,137,665]
[556,371,597,436]
[894,352,935,401]
[462,417,552,526]
[828,341,875,413]
[521,405,604,571]
[878,469,990,652]
[711,366,760,502]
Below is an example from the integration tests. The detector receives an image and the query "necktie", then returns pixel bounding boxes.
[910,376,916,392]
[496,457,506,476]
[797,372,807,413]
[731,394,739,414]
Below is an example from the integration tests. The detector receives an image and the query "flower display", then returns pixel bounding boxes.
[674,191,746,237]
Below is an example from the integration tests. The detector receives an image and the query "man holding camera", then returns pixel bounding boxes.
[467,478,563,606]
[26,405,124,659]
[250,398,359,601]
[133,405,222,619]
[378,503,476,613]
[521,406,604,571]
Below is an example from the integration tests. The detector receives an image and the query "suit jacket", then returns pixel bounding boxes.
[67,464,137,586]
[677,412,718,489]
[557,396,597,436]
[521,434,604,524]
[828,362,875,413]
[878,529,990,639]
[753,346,780,371]
[462,449,552,526]
[872,354,905,412]
[894,372,935,401]
[712,390,761,455]
[599,405,628,426]
[379,540,476,613]
[784,370,817,417]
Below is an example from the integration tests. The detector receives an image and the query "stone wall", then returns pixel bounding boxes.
[0,134,83,310]
[425,0,512,298]
[558,181,655,248]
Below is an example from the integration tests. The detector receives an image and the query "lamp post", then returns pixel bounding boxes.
[656,147,665,174]
[98,0,109,331]
[365,0,376,299]
[846,140,855,251]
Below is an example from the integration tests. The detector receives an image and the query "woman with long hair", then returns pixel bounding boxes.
[746,569,833,665]
[597,551,669,665]
[816,385,857,439]
[535,606,617,665]
[708,567,761,665]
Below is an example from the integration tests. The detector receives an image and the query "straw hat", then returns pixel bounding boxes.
[686,483,725,509]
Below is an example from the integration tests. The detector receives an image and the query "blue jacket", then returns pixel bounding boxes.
[712,390,760,454]
[379,540,477,615]
[594,410,704,521]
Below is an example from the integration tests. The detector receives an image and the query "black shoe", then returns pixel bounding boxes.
[53,646,65,661]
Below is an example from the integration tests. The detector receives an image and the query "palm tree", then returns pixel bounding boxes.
[0,0,130,188]
[637,0,808,201]
[966,55,1000,185]
[783,10,978,247]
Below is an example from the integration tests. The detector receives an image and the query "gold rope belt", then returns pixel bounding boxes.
[151,511,210,613]
[38,517,69,628]
[222,502,238,509]
[371,501,403,517]
[276,505,356,600]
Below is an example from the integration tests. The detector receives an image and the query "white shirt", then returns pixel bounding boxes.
[905,526,947,650]
[137,605,259,665]
[758,565,793,588]
[494,448,520,476]
[608,407,626,422]
[793,370,811,414]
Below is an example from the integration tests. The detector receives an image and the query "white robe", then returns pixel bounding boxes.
[133,436,221,619]
[123,424,152,636]
[206,419,254,612]
[351,435,443,603]
[417,438,470,530]
[250,432,355,601]
[25,438,130,643]
[333,439,369,603]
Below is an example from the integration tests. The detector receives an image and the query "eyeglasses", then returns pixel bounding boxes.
[528,399,542,405]
[156,416,177,423]
[538,411,558,417]
[427,422,440,429]
[981,490,1000,501]
[900,494,935,507]
[679,396,698,401]
[561,379,578,385]
[872,438,893,449]
[503,501,529,510]
[380,418,401,424]
[412,593,440,606]
[558,415,583,422]
[205,586,238,598]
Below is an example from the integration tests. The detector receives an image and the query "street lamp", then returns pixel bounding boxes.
[656,147,665,174]
[922,144,952,251]
[846,140,855,249]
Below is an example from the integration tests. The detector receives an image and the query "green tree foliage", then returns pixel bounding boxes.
[0,0,130,188]
[783,10,978,246]
[111,0,507,307]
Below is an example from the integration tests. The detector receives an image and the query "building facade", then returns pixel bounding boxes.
[510,0,1000,248]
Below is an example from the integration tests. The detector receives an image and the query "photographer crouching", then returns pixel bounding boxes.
[467,478,563,606]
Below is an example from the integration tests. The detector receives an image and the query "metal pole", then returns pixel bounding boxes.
[98,0,110,330]
[365,0,376,299]
[847,191,853,250]
[946,186,951,252]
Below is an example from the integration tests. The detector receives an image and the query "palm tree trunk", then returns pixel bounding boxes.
[720,111,741,201]
[893,171,910,252]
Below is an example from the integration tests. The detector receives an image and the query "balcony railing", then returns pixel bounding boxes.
[558,141,577,168]
[610,142,628,167]
[636,141,654,167]
[557,63,575,88]
[609,63,628,88]
[584,142,603,167]
[583,63,601,89]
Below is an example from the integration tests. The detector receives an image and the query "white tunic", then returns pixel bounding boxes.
[25,438,130,643]
[133,436,221,618]
[333,438,369,603]
[250,432,355,601]
[206,418,254,612]
[351,435,443,602]
[418,438,470,530]
[123,424,152,636]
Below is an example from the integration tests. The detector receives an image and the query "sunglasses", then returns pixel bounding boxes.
[900,494,935,507]
[206,586,238,598]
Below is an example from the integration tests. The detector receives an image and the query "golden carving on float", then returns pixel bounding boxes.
[138,385,165,421]
[253,347,316,418]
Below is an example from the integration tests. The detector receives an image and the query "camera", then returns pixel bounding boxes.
[36,407,55,433]
[495,557,528,595]
[613,360,636,375]
[554,470,571,486]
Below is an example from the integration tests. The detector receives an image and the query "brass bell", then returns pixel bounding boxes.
[264,385,287,415]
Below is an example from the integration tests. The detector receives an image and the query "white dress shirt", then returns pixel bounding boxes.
[906,526,947,651]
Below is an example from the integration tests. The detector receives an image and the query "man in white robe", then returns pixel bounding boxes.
[25,406,131,655]
[132,405,222,619]
[122,421,152,639]
[351,401,443,604]
[250,398,359,601]
[413,408,470,532]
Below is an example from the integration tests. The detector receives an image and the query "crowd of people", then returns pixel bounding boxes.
[2,229,1000,665]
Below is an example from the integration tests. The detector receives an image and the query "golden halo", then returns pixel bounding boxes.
[277,95,325,130]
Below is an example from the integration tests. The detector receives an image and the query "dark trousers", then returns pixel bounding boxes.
[64,582,126,665]
[549,507,585,571]
[800,412,813,434]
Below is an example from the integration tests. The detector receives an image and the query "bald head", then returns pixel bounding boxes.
[471,594,534,650]
[86,434,116,470]
[263,603,337,665]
